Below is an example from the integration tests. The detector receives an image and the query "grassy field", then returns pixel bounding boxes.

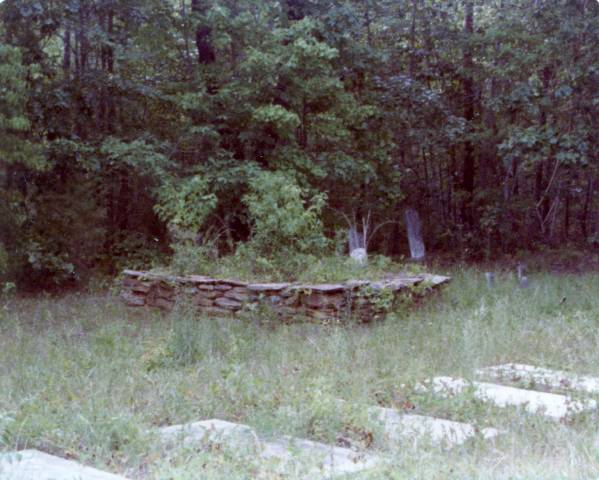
[1,267,599,479]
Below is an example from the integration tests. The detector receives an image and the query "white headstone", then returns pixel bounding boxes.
[350,247,368,265]
[348,227,365,252]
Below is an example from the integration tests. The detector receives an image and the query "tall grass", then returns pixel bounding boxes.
[1,268,599,478]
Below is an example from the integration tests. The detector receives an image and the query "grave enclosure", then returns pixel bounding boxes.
[120,270,450,321]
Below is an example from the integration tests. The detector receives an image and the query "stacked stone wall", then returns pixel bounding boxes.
[120,270,450,321]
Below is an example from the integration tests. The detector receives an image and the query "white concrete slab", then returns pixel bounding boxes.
[477,363,599,395]
[368,406,500,448]
[260,435,380,477]
[0,450,128,480]
[158,418,381,478]
[159,418,260,452]
[424,376,596,420]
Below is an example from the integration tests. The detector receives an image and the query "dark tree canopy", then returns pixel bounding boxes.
[0,0,598,288]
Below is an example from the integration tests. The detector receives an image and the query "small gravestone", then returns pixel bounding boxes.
[485,272,495,288]
[348,228,367,265]
[348,227,365,252]
[516,263,530,287]
[405,208,425,261]
[517,263,526,281]
[350,247,367,265]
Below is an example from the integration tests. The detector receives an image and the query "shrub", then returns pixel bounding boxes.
[243,170,329,257]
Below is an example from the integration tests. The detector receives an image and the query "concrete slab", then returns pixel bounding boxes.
[420,274,451,286]
[260,435,380,477]
[158,419,381,478]
[476,363,599,395]
[159,418,260,453]
[0,450,128,480]
[367,406,500,448]
[424,376,596,420]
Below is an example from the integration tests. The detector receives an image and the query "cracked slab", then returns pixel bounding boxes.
[367,406,500,448]
[422,376,596,420]
[476,363,599,395]
[158,418,381,478]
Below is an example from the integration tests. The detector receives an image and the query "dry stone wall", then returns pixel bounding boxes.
[120,270,450,321]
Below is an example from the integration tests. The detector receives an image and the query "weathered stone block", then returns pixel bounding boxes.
[198,284,216,290]
[214,297,242,310]
[122,277,152,293]
[283,293,299,306]
[224,287,254,302]
[195,290,219,300]
[120,291,145,306]
[194,296,215,307]
[292,283,346,293]
[150,283,174,299]
[182,286,198,295]
[147,296,174,310]
[187,275,218,283]
[247,283,291,292]
[302,292,345,310]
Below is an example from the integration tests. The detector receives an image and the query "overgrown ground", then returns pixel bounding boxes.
[1,267,599,479]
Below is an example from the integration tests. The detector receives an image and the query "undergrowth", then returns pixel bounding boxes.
[162,250,424,283]
[1,268,599,478]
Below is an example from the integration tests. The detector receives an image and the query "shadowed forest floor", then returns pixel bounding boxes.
[1,267,599,479]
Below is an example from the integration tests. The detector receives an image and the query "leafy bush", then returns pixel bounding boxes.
[243,171,329,257]
[155,175,217,233]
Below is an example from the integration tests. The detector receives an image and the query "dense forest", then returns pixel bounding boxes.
[1,0,598,289]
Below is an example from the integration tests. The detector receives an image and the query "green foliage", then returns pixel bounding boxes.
[156,176,218,233]
[243,170,329,257]
[0,42,43,168]
[2,0,599,288]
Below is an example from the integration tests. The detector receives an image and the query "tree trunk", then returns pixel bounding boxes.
[191,0,216,64]
[63,29,71,78]
[461,0,475,226]
[283,0,308,21]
